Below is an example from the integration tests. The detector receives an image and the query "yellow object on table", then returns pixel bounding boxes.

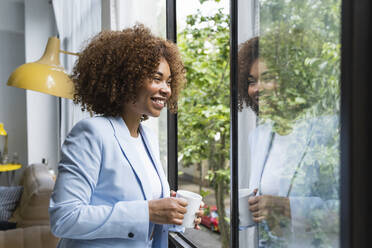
[0,164,22,172]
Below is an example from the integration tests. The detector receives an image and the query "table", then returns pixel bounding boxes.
[0,164,22,185]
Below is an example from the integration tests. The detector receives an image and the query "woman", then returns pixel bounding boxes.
[49,25,202,248]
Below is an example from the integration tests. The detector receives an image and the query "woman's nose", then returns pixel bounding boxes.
[159,81,171,97]
[250,83,259,92]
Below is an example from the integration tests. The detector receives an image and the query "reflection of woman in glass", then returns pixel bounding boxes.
[238,36,339,247]
[49,25,202,248]
[238,37,260,114]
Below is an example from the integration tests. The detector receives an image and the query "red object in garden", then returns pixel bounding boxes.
[201,205,219,232]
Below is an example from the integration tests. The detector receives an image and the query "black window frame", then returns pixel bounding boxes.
[167,0,372,247]
[166,0,197,247]
[340,0,372,247]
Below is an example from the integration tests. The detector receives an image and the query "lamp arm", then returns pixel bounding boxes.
[59,50,80,56]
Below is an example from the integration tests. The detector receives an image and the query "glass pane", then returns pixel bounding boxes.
[177,0,230,247]
[237,0,341,247]
[115,0,167,171]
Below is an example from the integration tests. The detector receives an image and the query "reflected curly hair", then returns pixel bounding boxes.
[72,24,186,117]
[238,37,259,112]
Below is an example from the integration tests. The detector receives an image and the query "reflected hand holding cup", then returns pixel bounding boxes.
[239,188,257,230]
[248,193,291,236]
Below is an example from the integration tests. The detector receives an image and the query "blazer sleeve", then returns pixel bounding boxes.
[49,119,150,241]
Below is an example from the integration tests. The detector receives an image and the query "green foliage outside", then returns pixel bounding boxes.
[177,1,231,247]
[259,0,341,133]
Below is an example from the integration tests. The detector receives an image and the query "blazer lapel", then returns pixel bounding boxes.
[108,116,152,201]
[139,125,169,198]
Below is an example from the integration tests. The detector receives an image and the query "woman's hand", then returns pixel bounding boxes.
[248,194,291,222]
[193,202,204,230]
[148,197,187,225]
[248,194,291,228]
[170,190,204,230]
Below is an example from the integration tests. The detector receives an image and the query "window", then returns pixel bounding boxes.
[169,0,370,247]
[236,0,341,247]
[176,0,230,247]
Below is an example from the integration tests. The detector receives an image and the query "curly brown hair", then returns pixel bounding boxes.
[72,24,186,116]
[238,37,259,112]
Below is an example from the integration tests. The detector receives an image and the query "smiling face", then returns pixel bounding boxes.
[248,59,277,111]
[125,58,172,119]
[247,59,265,107]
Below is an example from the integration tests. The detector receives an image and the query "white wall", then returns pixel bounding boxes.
[0,0,27,185]
[25,0,59,170]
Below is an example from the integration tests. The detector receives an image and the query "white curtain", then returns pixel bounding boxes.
[52,0,101,147]
[113,0,166,37]
[112,0,168,172]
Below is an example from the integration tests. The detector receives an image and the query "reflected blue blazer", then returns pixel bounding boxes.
[49,116,171,248]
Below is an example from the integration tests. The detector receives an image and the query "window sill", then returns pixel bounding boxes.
[169,232,198,248]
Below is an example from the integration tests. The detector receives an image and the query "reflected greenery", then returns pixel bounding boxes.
[256,0,341,247]
[259,0,341,134]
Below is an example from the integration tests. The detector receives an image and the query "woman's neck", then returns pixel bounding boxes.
[121,110,141,138]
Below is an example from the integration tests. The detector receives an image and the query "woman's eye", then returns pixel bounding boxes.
[154,78,161,81]
[167,81,172,85]
[247,76,257,84]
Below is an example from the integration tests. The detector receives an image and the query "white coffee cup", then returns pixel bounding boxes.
[176,190,202,228]
[238,188,255,229]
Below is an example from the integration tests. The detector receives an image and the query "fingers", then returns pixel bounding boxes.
[250,201,267,223]
[194,215,202,230]
[251,207,269,223]
[175,197,188,207]
[170,199,187,215]
[249,202,259,212]
[196,209,204,218]
[194,216,202,225]
[253,216,265,223]
[248,195,260,205]
[168,202,186,225]
[170,190,177,197]
[170,211,186,222]
[251,211,260,217]
[172,218,183,225]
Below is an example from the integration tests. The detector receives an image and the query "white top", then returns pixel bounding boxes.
[130,133,162,200]
[260,133,297,197]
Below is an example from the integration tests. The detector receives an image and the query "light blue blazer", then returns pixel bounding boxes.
[49,116,172,248]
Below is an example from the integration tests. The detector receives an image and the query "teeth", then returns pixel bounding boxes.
[152,98,164,105]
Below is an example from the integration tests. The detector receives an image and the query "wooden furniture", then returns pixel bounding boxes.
[0,164,22,186]
[0,163,59,248]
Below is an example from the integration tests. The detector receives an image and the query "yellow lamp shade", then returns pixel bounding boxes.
[0,123,7,136]
[7,37,74,99]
